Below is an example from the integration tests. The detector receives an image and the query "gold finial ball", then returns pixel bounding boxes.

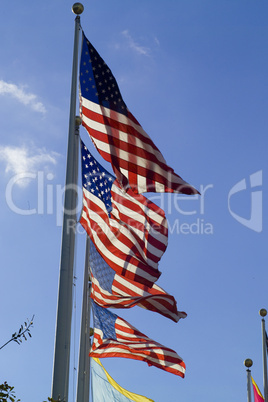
[244,359,253,368]
[72,3,84,14]
[260,309,267,317]
[75,116,82,126]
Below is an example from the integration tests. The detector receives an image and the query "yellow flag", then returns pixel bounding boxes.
[91,358,154,402]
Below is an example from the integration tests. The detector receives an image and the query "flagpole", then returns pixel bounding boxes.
[52,4,84,401]
[76,236,92,402]
[260,309,268,402]
[244,359,253,402]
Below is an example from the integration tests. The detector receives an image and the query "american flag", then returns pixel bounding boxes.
[80,140,168,287]
[89,240,187,323]
[79,31,199,195]
[90,302,186,378]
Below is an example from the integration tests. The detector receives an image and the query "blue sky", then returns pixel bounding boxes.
[0,1,267,401]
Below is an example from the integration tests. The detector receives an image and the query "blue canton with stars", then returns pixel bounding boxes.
[80,31,128,116]
[81,140,115,216]
[92,301,117,340]
[90,240,114,293]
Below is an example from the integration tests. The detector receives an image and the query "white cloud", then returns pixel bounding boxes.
[154,36,160,46]
[0,80,46,114]
[122,30,150,56]
[0,145,60,187]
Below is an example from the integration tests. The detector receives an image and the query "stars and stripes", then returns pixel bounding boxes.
[90,302,186,378]
[79,31,199,195]
[89,240,187,323]
[80,140,168,287]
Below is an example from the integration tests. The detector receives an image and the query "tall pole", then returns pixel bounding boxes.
[52,4,84,401]
[244,359,253,402]
[76,236,92,402]
[260,309,268,402]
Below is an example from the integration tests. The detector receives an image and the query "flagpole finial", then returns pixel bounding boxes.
[72,3,84,14]
[75,116,82,126]
[244,358,253,368]
[260,309,267,317]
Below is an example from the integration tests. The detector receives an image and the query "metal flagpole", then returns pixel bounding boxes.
[76,236,92,402]
[244,359,253,402]
[52,4,84,401]
[260,308,268,402]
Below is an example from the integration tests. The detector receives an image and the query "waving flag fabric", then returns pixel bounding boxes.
[79,31,198,196]
[90,302,186,378]
[91,358,154,402]
[80,140,168,287]
[89,240,186,322]
[251,377,264,402]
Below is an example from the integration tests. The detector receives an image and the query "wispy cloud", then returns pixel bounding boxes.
[154,36,160,46]
[0,80,46,114]
[122,30,150,56]
[0,145,60,187]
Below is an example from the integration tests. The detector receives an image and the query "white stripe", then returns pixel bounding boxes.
[137,173,148,193]
[154,181,166,192]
